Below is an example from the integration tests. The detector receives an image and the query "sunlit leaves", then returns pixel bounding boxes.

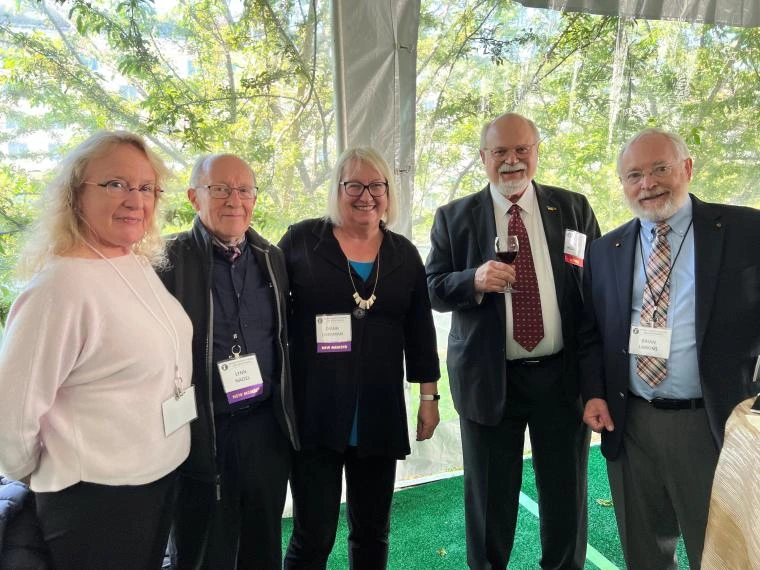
[415,0,759,239]
[0,0,335,318]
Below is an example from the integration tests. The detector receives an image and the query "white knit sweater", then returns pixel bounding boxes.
[0,254,192,492]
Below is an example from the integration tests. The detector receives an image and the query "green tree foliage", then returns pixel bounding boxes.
[1,0,759,321]
[414,1,760,242]
[1,0,334,220]
[0,0,335,319]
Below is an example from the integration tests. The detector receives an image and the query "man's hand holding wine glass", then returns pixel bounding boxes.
[474,235,519,294]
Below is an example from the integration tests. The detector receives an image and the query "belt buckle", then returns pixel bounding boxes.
[651,397,678,410]
[652,398,676,410]
[230,404,253,417]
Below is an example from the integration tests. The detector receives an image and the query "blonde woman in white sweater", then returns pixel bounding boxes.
[0,131,195,569]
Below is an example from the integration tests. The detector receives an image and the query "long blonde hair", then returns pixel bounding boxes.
[17,130,170,277]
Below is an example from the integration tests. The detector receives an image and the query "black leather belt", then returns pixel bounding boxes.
[215,401,265,419]
[507,351,563,367]
[629,392,704,410]
[228,404,255,417]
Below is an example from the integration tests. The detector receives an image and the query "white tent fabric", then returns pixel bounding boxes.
[514,0,760,27]
[330,0,465,484]
[332,0,419,237]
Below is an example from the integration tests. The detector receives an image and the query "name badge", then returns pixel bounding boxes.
[563,230,587,267]
[629,325,672,359]
[316,314,352,353]
[217,354,264,404]
[162,385,198,437]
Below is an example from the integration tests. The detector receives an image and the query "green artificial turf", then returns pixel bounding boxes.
[282,445,690,568]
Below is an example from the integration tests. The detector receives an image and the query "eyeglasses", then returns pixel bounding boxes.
[340,181,388,197]
[83,179,163,199]
[198,184,258,200]
[485,143,537,160]
[623,163,674,185]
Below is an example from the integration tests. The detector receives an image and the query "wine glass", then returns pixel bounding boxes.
[494,235,519,293]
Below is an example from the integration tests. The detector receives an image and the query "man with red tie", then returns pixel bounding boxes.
[426,113,600,569]
[579,128,760,569]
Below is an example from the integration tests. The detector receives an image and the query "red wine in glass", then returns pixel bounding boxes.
[495,251,518,264]
[494,236,519,293]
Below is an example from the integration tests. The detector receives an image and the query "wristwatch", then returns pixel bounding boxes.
[420,394,441,401]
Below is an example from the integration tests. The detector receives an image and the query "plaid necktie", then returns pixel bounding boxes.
[637,222,671,387]
[508,204,544,351]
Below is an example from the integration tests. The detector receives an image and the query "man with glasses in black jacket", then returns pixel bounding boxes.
[159,154,298,569]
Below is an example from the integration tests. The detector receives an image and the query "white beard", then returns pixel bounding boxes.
[496,178,530,198]
[496,161,531,198]
[628,188,687,222]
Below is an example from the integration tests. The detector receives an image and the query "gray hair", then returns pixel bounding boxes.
[189,154,214,187]
[188,153,254,187]
[617,128,691,176]
[18,130,170,277]
[326,147,398,228]
[479,113,540,150]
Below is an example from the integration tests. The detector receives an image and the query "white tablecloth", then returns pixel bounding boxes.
[702,397,760,569]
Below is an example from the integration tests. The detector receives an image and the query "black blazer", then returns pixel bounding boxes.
[426,182,600,425]
[578,195,760,459]
[278,218,440,459]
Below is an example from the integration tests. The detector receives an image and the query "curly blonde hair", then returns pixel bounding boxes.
[17,130,170,277]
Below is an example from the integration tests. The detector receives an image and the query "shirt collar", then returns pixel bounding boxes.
[211,234,247,249]
[196,219,247,249]
[639,196,692,241]
[489,182,536,218]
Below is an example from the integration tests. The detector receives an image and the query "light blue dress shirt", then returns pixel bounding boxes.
[629,199,701,399]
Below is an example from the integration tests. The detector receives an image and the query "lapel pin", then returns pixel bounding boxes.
[614,242,621,247]
[547,206,557,211]
[715,222,722,228]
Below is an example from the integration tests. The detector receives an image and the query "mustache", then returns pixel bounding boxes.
[638,187,669,199]
[499,162,527,174]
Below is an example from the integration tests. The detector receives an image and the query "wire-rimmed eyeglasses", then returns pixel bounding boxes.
[622,163,675,185]
[83,179,163,199]
[484,143,538,161]
[197,184,258,200]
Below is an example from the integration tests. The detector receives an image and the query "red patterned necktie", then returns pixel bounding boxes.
[508,204,544,351]
[637,222,671,387]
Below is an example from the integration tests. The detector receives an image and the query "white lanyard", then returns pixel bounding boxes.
[85,243,185,396]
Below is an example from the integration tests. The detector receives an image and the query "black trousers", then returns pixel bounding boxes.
[284,447,397,570]
[460,357,589,570]
[171,401,292,570]
[35,470,176,570]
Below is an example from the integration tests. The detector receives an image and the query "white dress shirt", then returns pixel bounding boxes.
[490,183,563,359]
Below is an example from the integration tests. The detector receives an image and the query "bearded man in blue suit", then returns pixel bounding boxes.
[579,128,760,569]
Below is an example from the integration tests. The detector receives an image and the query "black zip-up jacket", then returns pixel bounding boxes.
[158,218,299,482]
